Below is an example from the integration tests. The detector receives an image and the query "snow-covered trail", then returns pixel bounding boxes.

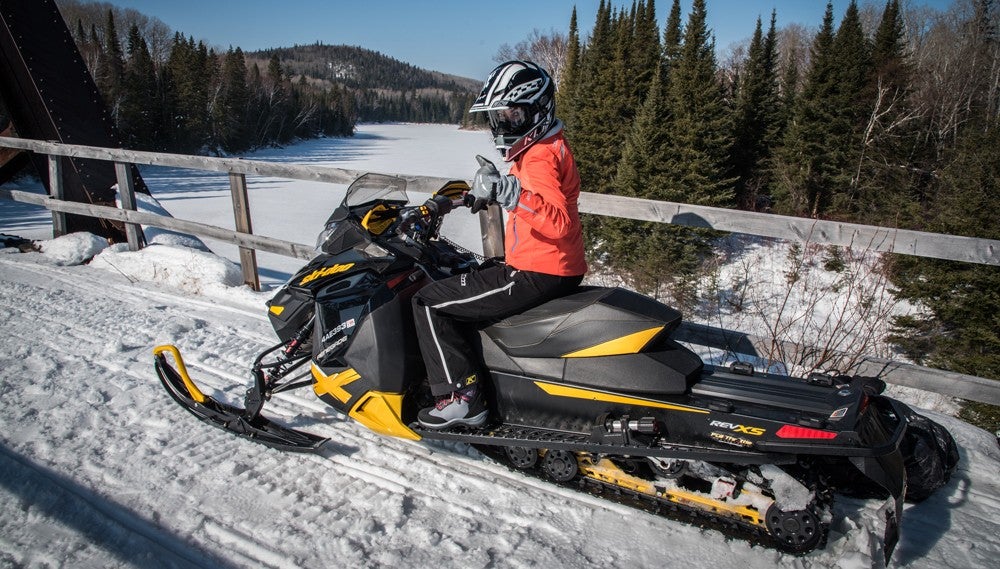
[0,254,756,569]
[1,250,998,569]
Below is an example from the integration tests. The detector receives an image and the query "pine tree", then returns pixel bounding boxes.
[663,0,683,67]
[773,2,838,216]
[631,0,661,105]
[166,35,212,152]
[603,67,707,299]
[215,47,251,152]
[732,13,781,210]
[119,25,159,149]
[95,10,126,121]
[827,0,873,214]
[662,0,735,208]
[890,124,1000,381]
[779,43,800,137]
[571,1,623,195]
[852,0,923,224]
[557,7,581,133]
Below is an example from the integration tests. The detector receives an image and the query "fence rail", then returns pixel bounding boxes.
[2,136,998,406]
[2,136,998,266]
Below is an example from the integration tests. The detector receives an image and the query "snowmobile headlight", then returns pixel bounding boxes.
[315,224,336,251]
[315,219,368,254]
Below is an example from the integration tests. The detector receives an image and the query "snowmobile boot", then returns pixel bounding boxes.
[418,384,487,429]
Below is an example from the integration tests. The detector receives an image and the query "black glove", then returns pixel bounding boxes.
[423,194,453,216]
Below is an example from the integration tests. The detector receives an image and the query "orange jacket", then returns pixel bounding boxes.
[506,125,588,277]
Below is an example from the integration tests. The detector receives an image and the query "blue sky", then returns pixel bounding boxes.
[104,0,954,80]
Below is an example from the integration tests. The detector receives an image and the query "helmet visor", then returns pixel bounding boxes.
[488,106,529,137]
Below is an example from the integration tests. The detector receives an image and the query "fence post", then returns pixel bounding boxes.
[479,205,505,259]
[47,154,67,237]
[229,172,261,291]
[113,162,143,251]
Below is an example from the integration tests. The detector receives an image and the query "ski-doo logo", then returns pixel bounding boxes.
[710,420,766,436]
[299,263,355,285]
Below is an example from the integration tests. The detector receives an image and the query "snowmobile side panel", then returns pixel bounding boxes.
[312,365,363,406]
[267,286,315,344]
[349,391,420,440]
[562,338,703,394]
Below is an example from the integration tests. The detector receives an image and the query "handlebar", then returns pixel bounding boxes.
[395,195,468,237]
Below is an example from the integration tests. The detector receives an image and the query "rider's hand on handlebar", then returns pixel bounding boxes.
[396,207,422,233]
[423,194,454,216]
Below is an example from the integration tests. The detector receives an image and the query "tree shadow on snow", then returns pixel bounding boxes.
[0,442,239,569]
[893,467,969,564]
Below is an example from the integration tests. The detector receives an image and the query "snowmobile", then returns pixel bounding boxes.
[153,173,958,562]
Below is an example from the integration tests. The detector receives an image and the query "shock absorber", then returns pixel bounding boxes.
[245,315,315,418]
[283,314,315,358]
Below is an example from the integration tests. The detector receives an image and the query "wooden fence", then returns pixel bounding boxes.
[1,136,998,406]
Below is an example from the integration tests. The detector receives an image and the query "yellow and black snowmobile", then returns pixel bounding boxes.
[154,173,957,562]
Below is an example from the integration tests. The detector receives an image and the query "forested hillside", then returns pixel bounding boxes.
[247,44,480,123]
[49,0,481,154]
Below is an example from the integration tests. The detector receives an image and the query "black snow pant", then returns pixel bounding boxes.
[412,264,583,397]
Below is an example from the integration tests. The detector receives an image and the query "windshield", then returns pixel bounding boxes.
[344,173,408,208]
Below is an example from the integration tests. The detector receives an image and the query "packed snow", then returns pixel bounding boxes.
[1,123,998,569]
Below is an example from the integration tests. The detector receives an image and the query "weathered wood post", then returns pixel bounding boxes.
[113,162,143,251]
[229,172,261,291]
[47,154,67,237]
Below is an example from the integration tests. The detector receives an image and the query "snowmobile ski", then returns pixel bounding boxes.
[153,345,327,452]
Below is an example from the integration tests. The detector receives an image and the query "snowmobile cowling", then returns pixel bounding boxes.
[153,172,958,563]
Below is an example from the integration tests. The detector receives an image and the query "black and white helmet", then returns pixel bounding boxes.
[469,60,556,161]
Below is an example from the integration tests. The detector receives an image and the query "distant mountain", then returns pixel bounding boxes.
[247,43,481,92]
[246,43,484,124]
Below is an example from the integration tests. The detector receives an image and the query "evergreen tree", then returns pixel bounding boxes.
[556,6,580,127]
[778,44,800,136]
[853,0,922,224]
[119,25,160,150]
[890,124,1000,381]
[731,13,781,210]
[95,10,126,120]
[662,0,735,208]
[827,0,873,214]
[214,47,251,152]
[630,0,661,106]
[603,68,707,300]
[663,0,683,66]
[773,2,838,216]
[166,35,212,152]
[570,1,620,195]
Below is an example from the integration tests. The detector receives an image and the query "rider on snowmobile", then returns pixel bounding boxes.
[413,60,588,429]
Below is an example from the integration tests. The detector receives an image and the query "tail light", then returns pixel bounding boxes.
[775,425,838,440]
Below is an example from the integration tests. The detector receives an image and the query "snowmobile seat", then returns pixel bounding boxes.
[485,287,681,357]
[483,287,702,394]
